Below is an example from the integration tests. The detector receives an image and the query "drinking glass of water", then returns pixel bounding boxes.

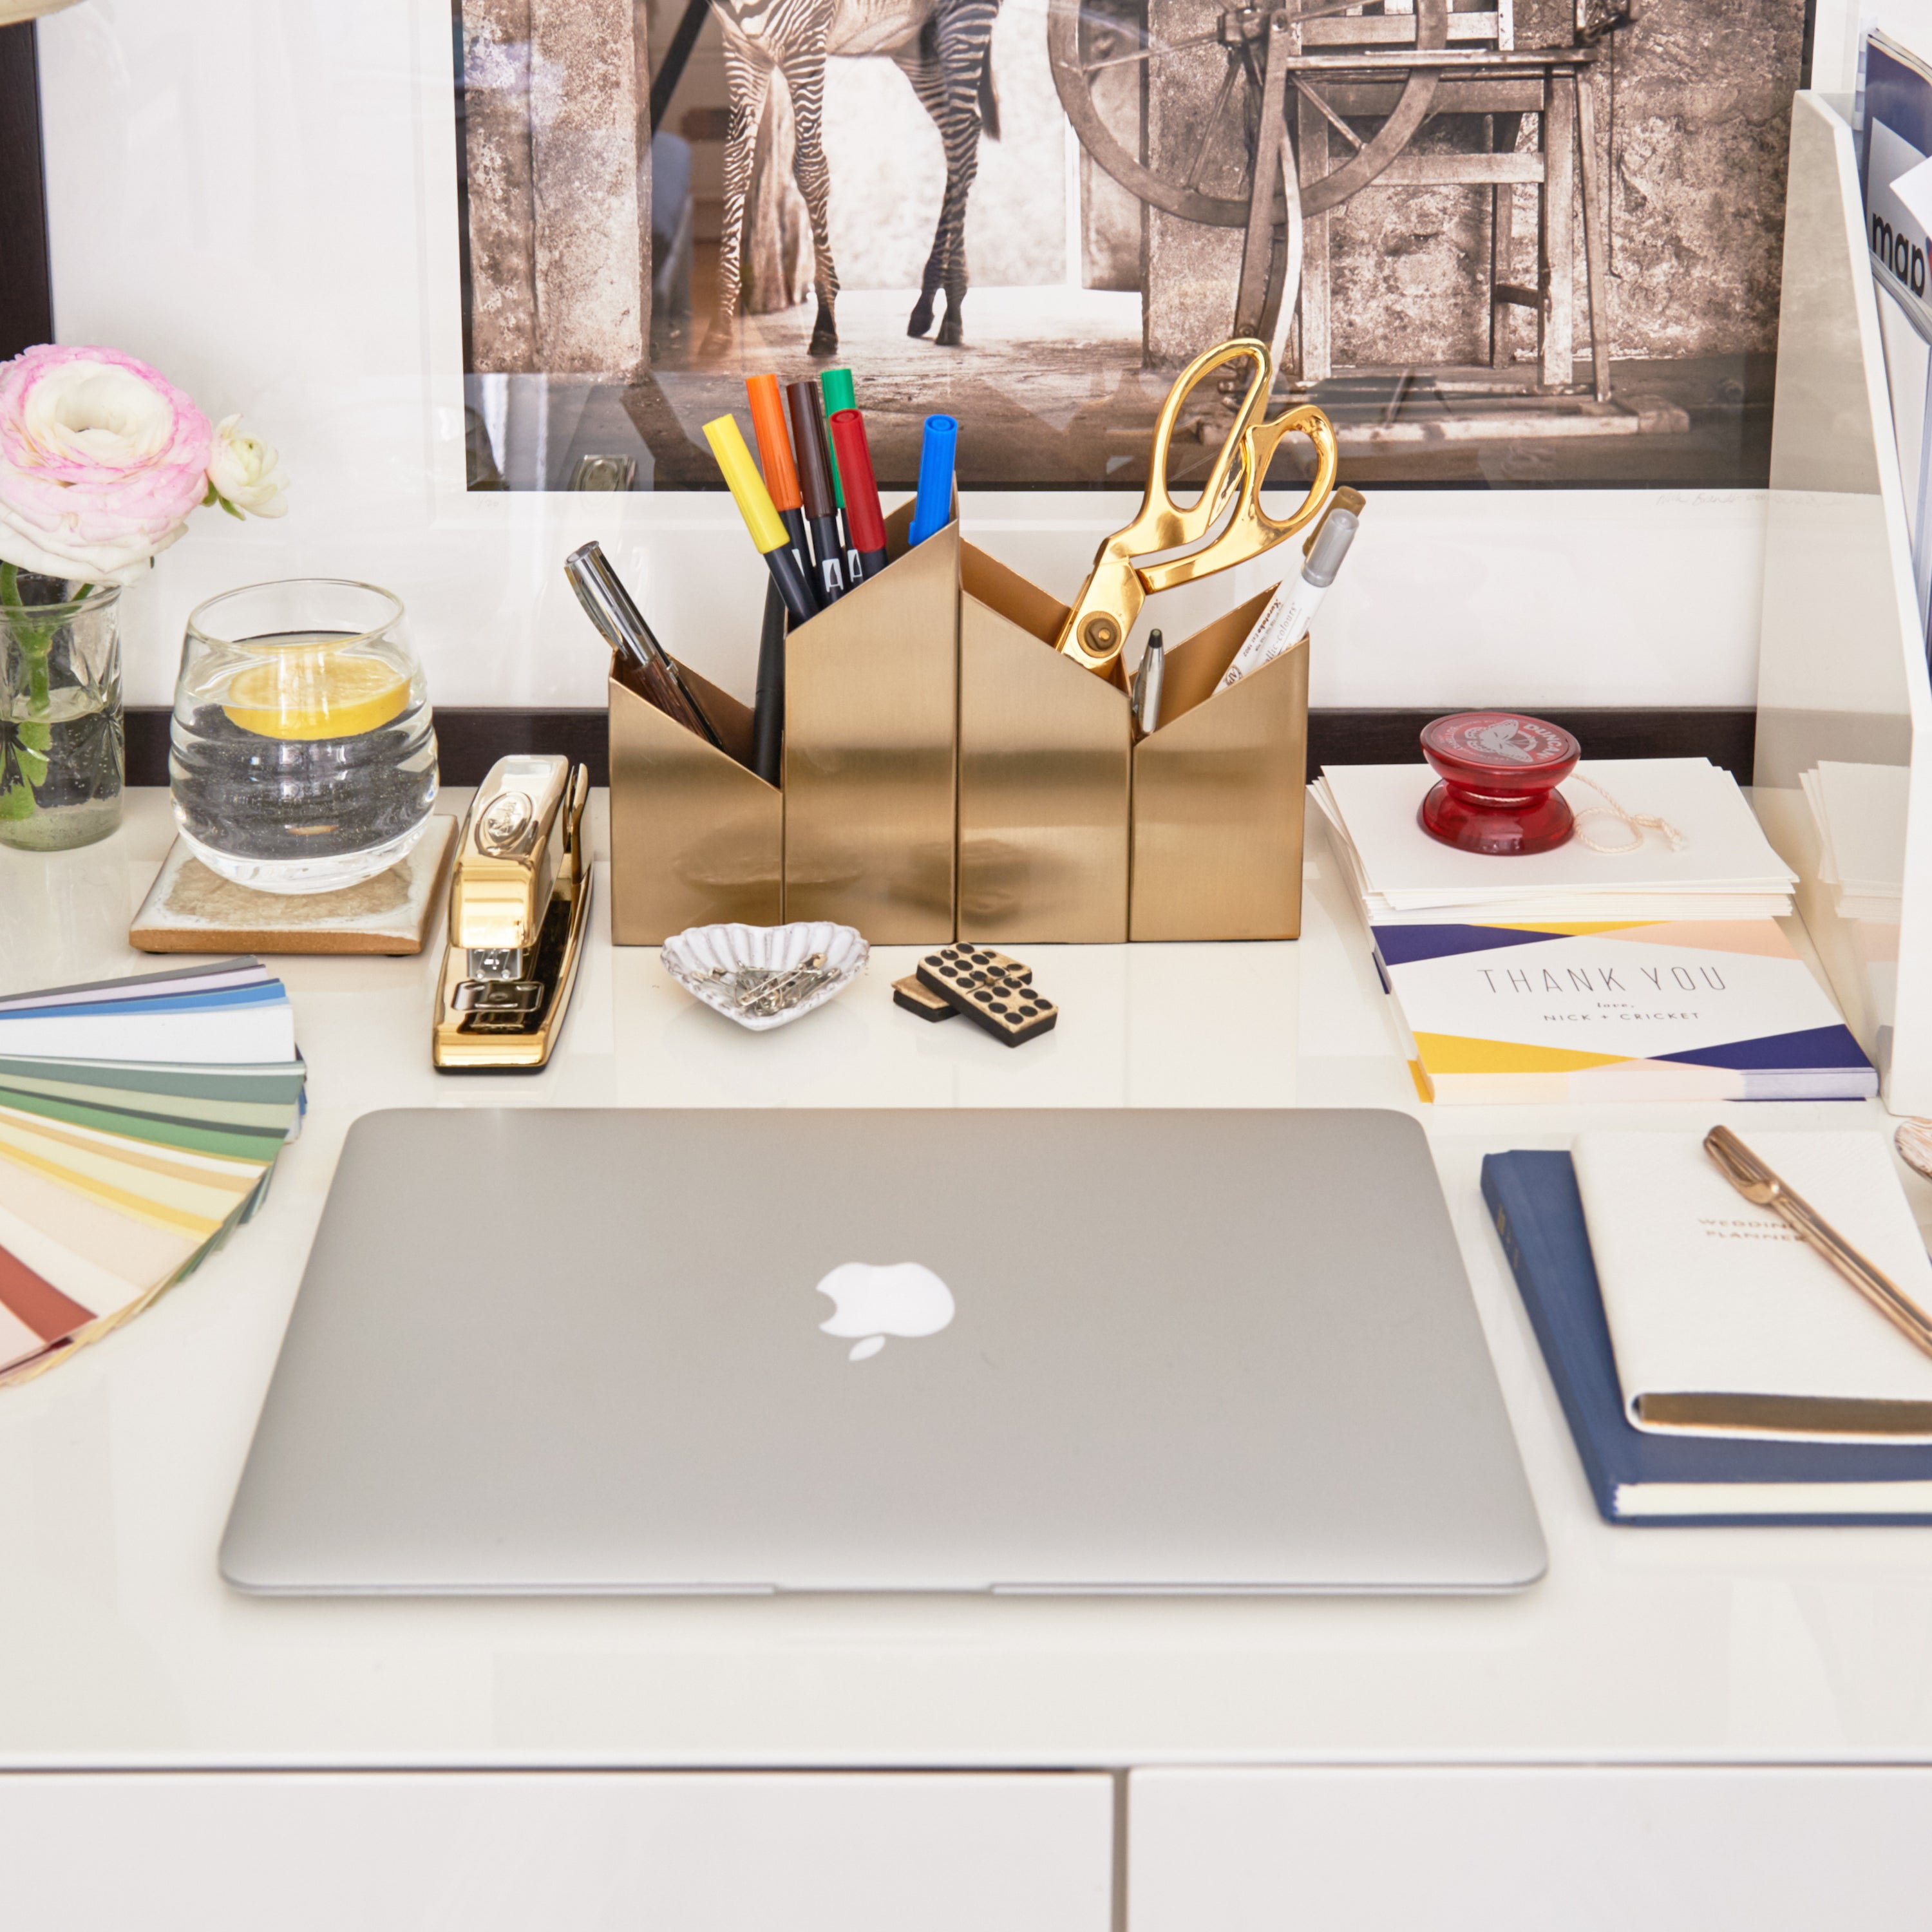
[170,579,438,894]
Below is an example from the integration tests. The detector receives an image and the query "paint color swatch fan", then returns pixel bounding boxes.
[0,957,305,1387]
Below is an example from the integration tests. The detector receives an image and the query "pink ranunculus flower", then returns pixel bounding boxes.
[0,344,215,584]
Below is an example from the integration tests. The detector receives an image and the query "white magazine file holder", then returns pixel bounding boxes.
[1756,90,1932,1115]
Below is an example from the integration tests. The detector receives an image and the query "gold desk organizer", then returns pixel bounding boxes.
[1129,585,1307,943]
[959,542,1130,943]
[607,522,1309,945]
[609,656,781,945]
[783,500,958,943]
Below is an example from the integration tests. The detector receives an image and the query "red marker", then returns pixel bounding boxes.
[830,408,888,582]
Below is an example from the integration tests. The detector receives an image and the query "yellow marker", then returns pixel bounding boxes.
[704,415,821,623]
[704,417,788,553]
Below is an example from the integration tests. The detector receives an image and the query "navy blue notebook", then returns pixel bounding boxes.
[1481,1150,1932,1525]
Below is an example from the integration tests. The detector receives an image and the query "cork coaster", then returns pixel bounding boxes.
[130,815,455,956]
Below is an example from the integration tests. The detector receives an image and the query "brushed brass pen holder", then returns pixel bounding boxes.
[607,524,1308,945]
[1128,585,1306,942]
[959,542,1131,943]
[609,655,781,945]
[782,500,958,943]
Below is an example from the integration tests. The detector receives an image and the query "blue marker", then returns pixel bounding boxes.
[907,415,958,547]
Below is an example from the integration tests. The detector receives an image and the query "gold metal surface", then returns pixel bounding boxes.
[959,541,1130,942]
[447,755,567,952]
[1054,337,1340,676]
[1707,1125,1932,1364]
[608,655,782,945]
[433,759,593,1070]
[1129,587,1309,942]
[782,502,958,942]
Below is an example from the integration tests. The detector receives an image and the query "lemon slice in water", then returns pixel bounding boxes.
[223,651,410,741]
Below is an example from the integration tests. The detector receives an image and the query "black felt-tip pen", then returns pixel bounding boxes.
[751,577,787,786]
[703,415,822,626]
[785,378,846,606]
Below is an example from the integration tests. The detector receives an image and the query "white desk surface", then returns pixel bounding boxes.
[3,790,1930,1774]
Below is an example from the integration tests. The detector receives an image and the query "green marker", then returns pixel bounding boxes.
[820,368,856,506]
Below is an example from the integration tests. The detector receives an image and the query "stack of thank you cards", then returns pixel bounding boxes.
[1484,1131,1932,1524]
[1312,758,1875,1103]
[0,958,305,1387]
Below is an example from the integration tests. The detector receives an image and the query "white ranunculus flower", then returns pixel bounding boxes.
[207,414,289,519]
[0,343,216,582]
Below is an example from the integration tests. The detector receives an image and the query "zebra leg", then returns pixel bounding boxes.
[933,3,997,348]
[704,42,772,357]
[893,45,951,338]
[779,46,840,356]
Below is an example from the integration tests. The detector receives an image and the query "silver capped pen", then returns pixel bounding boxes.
[565,541,723,751]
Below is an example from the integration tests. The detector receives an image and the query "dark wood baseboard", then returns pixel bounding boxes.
[1308,705,1756,781]
[124,704,1756,790]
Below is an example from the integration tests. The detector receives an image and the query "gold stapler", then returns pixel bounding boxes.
[433,753,592,1072]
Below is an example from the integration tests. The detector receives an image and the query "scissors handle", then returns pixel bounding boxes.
[1137,403,1339,596]
[1055,337,1276,675]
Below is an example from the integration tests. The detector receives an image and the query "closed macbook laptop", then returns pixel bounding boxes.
[220,1108,1545,1595]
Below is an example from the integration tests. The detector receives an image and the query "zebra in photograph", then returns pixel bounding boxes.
[703,0,1002,356]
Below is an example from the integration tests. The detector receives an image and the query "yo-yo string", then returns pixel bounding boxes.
[1568,773,1687,855]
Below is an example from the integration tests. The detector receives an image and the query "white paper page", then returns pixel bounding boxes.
[1894,149,1932,235]
[0,999,296,1066]
[1366,896,1796,924]
[1577,1130,1932,1428]
[1320,761,1797,903]
[1799,768,1841,884]
[1815,761,1909,897]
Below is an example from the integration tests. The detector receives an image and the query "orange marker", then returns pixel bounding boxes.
[746,375,811,576]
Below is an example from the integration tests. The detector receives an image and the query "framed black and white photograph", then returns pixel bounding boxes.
[453,0,1811,492]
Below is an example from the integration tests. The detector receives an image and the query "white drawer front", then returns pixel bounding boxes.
[1130,1766,1932,1931]
[4,1771,1113,1932]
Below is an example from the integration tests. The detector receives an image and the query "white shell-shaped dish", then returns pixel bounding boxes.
[661,921,869,1032]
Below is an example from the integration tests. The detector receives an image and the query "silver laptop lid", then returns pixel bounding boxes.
[222,1108,1544,1595]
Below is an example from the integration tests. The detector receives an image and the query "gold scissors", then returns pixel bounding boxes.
[1054,337,1339,680]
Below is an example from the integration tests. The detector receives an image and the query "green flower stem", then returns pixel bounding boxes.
[0,562,93,813]
[1,562,55,719]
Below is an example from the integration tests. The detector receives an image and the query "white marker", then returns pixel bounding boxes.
[1218,499,1361,692]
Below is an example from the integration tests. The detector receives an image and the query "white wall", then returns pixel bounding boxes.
[37,0,1768,714]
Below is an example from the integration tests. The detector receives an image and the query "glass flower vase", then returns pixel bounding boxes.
[0,570,124,852]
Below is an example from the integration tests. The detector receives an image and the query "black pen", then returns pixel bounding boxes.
[751,578,786,786]
[786,378,846,607]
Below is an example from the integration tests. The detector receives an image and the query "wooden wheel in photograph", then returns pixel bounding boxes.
[1045,0,1449,230]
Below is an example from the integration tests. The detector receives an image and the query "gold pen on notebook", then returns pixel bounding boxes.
[1703,1125,1932,1363]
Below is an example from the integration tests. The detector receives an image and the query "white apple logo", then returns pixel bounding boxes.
[815,1261,956,1361]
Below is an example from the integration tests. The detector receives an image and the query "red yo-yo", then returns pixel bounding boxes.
[1417,712,1579,856]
